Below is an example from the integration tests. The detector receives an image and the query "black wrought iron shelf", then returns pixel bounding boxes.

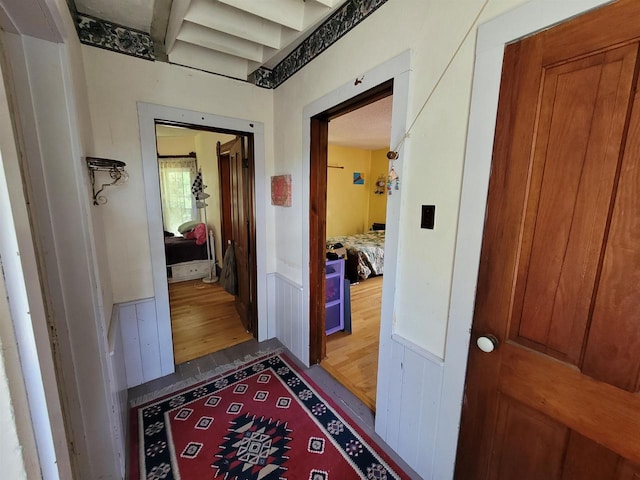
[86,156,128,205]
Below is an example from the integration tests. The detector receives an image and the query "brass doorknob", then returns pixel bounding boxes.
[476,335,499,353]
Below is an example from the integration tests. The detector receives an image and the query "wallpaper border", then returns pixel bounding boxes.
[75,13,155,61]
[73,0,389,88]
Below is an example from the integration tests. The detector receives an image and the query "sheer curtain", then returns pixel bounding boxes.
[158,156,198,234]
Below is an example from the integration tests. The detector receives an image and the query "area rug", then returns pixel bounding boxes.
[130,352,409,479]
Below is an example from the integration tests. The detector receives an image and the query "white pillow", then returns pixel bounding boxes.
[177,220,199,234]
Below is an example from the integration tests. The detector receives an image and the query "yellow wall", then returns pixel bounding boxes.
[368,149,389,228]
[156,135,195,155]
[326,145,376,237]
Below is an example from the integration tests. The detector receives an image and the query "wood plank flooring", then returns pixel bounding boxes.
[322,275,382,411]
[169,279,253,364]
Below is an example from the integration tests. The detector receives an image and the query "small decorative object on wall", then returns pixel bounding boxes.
[353,172,364,185]
[86,156,128,205]
[271,174,292,207]
[387,166,400,195]
[374,175,386,195]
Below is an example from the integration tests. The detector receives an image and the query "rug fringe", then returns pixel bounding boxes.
[130,347,283,407]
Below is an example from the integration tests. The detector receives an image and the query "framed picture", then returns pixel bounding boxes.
[353,172,364,185]
[271,174,292,207]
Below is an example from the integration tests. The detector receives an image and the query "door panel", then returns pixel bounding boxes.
[561,432,621,480]
[488,396,567,480]
[456,2,640,478]
[583,87,640,390]
[511,44,638,365]
[229,136,252,332]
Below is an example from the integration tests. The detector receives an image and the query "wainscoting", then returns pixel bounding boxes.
[268,271,443,479]
[118,297,163,388]
[268,273,305,362]
[115,275,442,478]
[107,305,129,477]
[376,335,444,479]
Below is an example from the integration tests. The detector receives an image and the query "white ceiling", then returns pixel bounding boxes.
[76,0,154,32]
[75,0,348,80]
[328,95,392,151]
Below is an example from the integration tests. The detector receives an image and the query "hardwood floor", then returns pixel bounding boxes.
[169,279,253,364]
[322,275,382,411]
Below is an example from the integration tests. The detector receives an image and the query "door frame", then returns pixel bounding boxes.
[437,0,616,478]
[301,51,411,377]
[309,80,394,364]
[138,103,269,375]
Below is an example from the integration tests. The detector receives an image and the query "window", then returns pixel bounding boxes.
[158,156,198,234]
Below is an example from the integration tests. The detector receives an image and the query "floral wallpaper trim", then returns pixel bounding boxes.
[252,67,275,89]
[268,0,389,88]
[75,13,155,61]
[73,0,388,88]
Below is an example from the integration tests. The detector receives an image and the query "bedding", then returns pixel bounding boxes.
[326,230,385,282]
[164,236,208,266]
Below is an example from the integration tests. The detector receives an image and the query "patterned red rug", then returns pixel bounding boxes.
[129,352,409,479]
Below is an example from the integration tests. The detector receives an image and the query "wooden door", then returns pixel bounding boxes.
[217,141,233,256]
[456,2,640,478]
[229,136,254,333]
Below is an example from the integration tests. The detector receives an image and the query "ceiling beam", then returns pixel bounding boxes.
[150,0,172,60]
[177,22,264,63]
[169,40,249,79]
[217,0,304,31]
[165,0,191,54]
[186,0,282,49]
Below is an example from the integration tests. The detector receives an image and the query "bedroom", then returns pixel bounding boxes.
[321,94,392,411]
[155,124,253,364]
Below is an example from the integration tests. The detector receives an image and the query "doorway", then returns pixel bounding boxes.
[309,81,393,410]
[154,124,255,364]
[139,102,268,377]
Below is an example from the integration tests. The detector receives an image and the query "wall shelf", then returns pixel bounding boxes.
[86,156,128,205]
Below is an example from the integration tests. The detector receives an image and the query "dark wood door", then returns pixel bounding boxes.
[456,1,640,478]
[216,142,233,257]
[229,136,253,333]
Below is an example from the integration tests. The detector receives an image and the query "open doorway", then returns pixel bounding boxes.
[310,82,393,410]
[154,122,256,365]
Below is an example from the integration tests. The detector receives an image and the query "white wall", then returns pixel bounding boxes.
[82,47,275,304]
[1,0,126,475]
[273,0,528,368]
[272,0,531,477]
[272,1,614,477]
[0,173,36,480]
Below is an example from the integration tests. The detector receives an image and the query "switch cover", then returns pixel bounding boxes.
[421,205,435,229]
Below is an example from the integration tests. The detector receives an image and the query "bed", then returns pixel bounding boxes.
[326,230,385,282]
[164,234,211,283]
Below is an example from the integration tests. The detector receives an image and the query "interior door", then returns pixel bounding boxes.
[456,2,640,478]
[229,136,253,333]
[217,141,233,256]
